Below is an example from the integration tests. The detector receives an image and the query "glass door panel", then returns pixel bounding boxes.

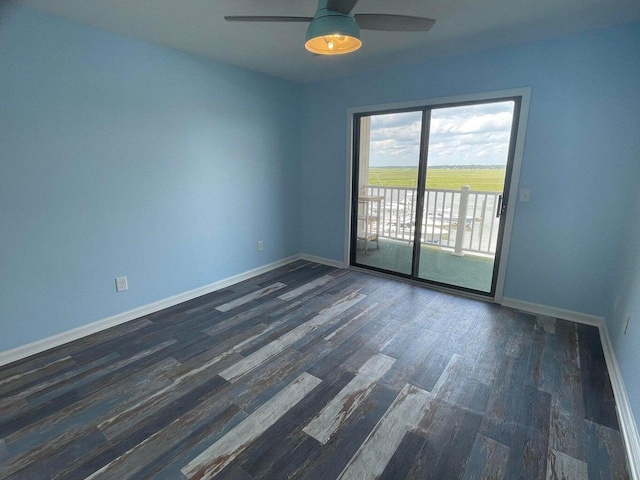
[353,111,422,275]
[417,101,516,293]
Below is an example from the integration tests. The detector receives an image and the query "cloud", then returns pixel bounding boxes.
[366,101,515,167]
[370,111,422,129]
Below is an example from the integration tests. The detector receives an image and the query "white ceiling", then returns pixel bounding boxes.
[18,0,640,83]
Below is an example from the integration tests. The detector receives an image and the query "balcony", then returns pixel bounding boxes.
[355,185,501,292]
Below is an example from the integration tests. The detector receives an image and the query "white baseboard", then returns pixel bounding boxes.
[599,323,640,480]
[0,255,302,368]
[299,253,347,269]
[500,297,604,326]
[501,297,639,479]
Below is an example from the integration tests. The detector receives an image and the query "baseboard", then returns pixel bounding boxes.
[501,297,639,479]
[0,255,302,368]
[500,297,604,326]
[599,323,640,480]
[299,253,347,269]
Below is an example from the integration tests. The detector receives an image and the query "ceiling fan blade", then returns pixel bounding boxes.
[327,0,360,15]
[355,14,436,32]
[224,16,313,23]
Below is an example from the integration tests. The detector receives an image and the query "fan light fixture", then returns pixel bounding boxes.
[305,9,362,55]
[225,0,437,56]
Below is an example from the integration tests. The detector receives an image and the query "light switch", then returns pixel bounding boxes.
[520,188,531,202]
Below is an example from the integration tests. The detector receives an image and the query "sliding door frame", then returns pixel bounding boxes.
[344,88,532,303]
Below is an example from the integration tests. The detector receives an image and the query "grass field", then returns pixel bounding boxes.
[368,167,506,192]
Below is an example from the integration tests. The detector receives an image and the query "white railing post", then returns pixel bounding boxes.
[453,185,470,256]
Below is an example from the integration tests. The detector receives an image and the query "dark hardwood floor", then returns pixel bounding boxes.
[0,261,630,479]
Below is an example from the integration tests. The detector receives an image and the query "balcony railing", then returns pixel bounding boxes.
[364,185,502,255]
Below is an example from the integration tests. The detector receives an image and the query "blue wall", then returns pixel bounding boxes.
[609,183,640,427]
[0,7,302,351]
[300,23,640,317]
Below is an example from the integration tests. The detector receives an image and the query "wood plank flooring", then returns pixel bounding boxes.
[0,261,630,479]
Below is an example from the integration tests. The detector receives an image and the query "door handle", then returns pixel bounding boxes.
[496,195,504,218]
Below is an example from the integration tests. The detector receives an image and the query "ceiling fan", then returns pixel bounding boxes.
[225,0,436,55]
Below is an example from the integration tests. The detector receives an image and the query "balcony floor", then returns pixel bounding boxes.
[356,238,494,293]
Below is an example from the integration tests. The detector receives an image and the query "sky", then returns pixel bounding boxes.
[367,101,515,167]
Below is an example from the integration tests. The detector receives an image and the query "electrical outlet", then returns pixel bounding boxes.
[520,188,532,202]
[257,241,264,251]
[115,276,128,292]
[623,314,631,335]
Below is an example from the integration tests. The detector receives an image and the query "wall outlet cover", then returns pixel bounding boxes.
[115,276,128,292]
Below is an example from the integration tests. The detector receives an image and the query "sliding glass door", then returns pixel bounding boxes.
[350,97,521,297]
[352,110,423,275]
